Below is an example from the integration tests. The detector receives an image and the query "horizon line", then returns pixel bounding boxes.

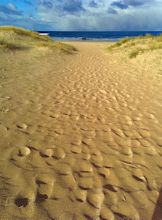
[37,30,162,32]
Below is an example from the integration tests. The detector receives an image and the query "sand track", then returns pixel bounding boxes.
[0,42,162,219]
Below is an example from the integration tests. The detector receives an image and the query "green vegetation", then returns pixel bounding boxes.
[35,41,77,53]
[129,48,143,58]
[0,37,24,50]
[108,37,130,50]
[107,34,162,58]
[0,26,76,53]
[0,26,52,42]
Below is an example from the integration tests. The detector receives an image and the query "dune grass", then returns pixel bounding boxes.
[0,26,76,53]
[0,37,24,50]
[129,48,143,58]
[35,41,77,53]
[108,34,162,58]
[0,26,52,42]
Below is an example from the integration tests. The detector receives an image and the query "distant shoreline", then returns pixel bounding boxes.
[53,38,119,42]
[38,30,162,42]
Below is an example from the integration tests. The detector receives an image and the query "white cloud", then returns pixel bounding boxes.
[1,0,162,31]
[7,3,17,11]
[36,0,162,30]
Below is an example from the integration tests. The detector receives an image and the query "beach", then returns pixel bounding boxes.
[0,38,162,220]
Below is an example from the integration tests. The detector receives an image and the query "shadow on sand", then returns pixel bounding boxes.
[152,187,162,220]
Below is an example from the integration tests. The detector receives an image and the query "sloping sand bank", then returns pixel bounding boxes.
[0,42,162,220]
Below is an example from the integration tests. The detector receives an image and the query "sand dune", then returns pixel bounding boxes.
[0,41,162,220]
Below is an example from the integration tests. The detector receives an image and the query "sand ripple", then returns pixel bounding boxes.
[0,42,162,219]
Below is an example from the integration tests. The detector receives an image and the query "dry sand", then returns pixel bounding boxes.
[0,41,162,220]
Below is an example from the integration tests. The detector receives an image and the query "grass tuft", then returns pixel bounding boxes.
[0,37,24,50]
[36,41,77,53]
[107,34,162,58]
[129,48,142,58]
[0,26,76,53]
[0,26,52,42]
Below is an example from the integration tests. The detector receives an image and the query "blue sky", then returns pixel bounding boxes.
[0,0,162,30]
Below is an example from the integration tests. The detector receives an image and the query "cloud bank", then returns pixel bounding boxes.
[0,0,162,30]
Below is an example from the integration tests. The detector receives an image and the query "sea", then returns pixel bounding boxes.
[38,31,162,42]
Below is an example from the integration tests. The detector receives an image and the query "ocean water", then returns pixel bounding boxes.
[38,31,162,41]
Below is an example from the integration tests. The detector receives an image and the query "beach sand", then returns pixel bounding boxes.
[0,41,162,220]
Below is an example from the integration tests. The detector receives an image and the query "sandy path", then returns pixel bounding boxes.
[0,42,162,220]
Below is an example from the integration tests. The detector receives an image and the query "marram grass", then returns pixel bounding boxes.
[0,26,76,53]
[107,34,162,58]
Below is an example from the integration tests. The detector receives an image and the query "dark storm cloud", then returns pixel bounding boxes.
[111,0,154,10]
[39,0,85,13]
[89,0,98,8]
[42,0,53,9]
[0,4,22,16]
[61,0,85,13]
[111,1,128,9]
[124,0,152,7]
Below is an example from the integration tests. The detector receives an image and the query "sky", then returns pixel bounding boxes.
[0,0,162,31]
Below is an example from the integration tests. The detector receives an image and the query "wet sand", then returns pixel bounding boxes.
[0,42,162,220]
